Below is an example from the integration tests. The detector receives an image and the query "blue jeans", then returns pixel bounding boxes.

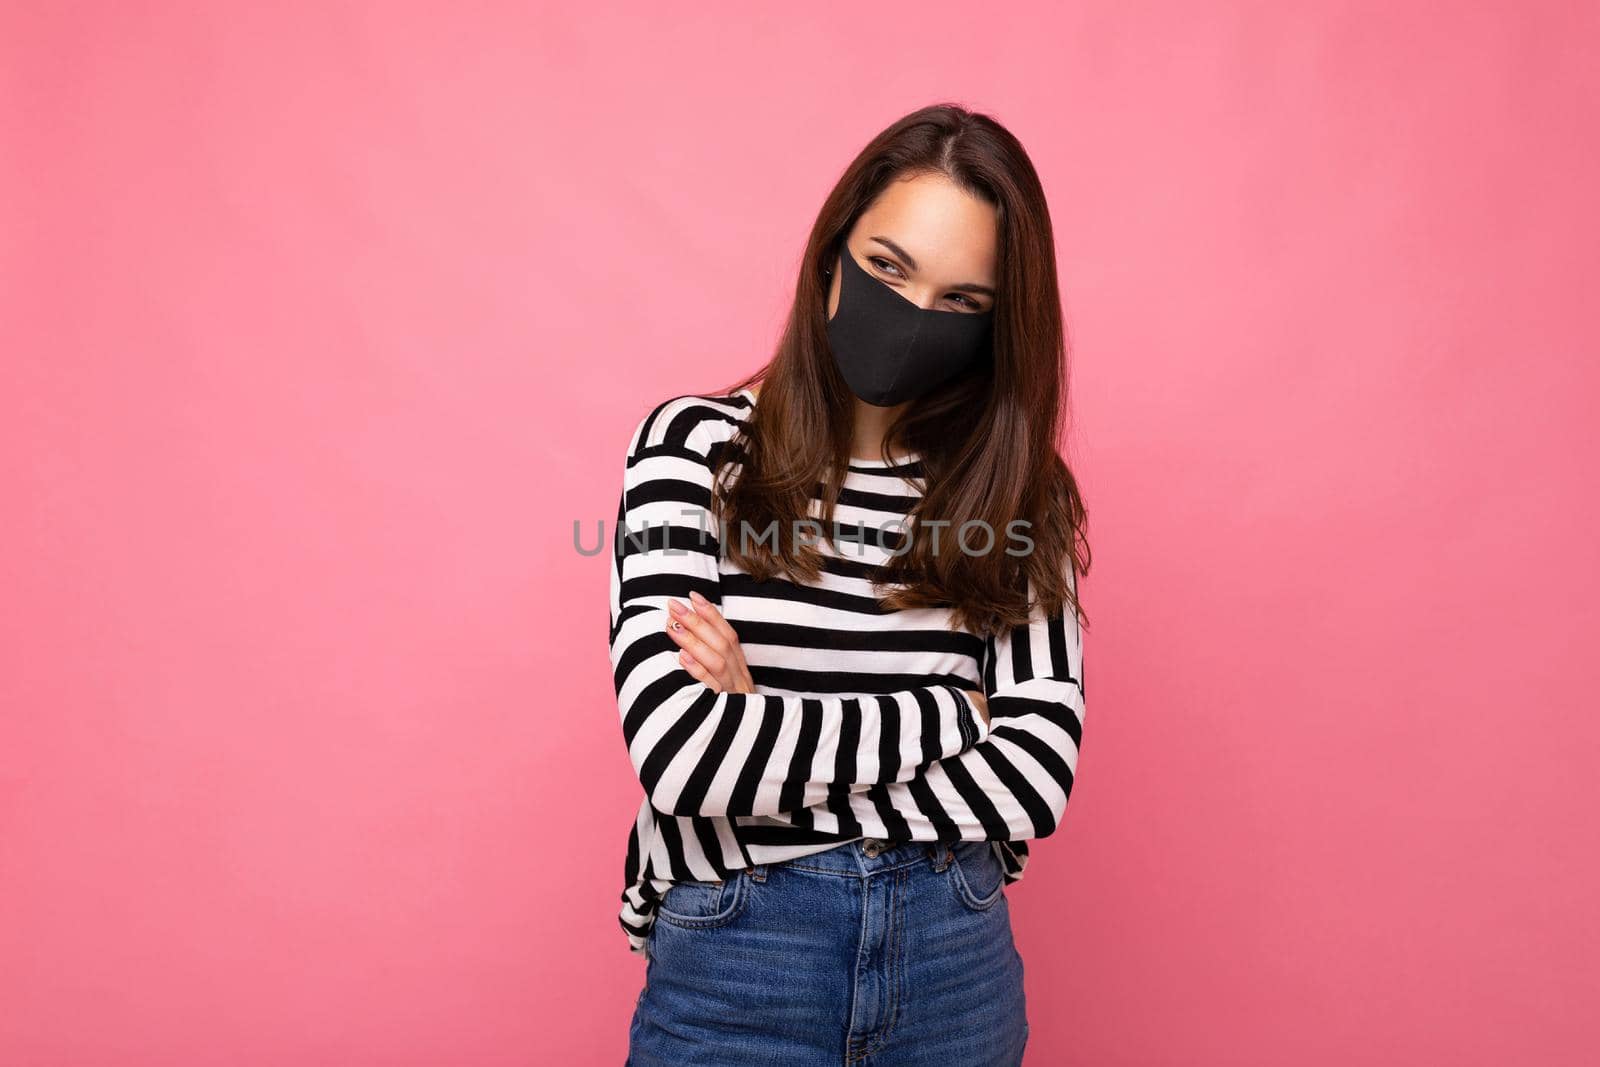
[627,837,1029,1066]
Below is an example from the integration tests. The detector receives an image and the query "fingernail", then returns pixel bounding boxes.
[668,599,684,616]
[689,590,707,606]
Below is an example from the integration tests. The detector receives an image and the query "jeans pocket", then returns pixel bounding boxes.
[948,841,1005,912]
[655,871,749,929]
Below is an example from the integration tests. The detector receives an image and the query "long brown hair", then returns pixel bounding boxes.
[713,103,1090,639]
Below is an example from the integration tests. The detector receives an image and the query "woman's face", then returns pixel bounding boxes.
[827,170,999,320]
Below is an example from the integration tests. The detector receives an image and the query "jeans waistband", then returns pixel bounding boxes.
[762,836,958,877]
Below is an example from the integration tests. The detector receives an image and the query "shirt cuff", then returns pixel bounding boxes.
[946,685,991,749]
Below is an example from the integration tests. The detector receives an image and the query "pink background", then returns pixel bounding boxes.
[3,3,1596,1064]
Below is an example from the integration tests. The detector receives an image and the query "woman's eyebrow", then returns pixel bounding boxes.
[868,235,996,297]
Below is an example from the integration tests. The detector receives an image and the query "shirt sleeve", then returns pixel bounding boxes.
[608,397,990,820]
[761,556,1085,843]
[858,559,1085,841]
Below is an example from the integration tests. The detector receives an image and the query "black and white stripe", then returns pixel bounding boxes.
[608,387,1085,955]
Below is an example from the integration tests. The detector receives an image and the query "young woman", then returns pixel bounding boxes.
[609,103,1089,1066]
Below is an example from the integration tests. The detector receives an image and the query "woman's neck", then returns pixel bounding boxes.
[745,382,916,463]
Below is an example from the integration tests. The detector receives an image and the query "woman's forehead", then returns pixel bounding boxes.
[854,173,998,283]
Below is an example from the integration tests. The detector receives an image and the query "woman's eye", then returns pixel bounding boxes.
[868,256,903,278]
[947,294,981,311]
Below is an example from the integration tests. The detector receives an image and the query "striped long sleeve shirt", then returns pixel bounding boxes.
[608,386,1085,955]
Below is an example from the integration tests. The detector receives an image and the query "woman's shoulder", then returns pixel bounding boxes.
[625,386,753,458]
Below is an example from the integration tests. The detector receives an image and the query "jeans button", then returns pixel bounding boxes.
[862,838,882,857]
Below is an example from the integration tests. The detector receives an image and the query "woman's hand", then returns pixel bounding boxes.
[665,590,755,694]
[966,690,990,728]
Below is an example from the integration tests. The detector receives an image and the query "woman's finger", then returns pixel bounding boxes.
[688,590,742,648]
[686,593,750,681]
[665,605,727,677]
[678,648,718,690]
[667,597,728,657]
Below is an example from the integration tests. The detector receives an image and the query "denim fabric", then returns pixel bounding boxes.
[626,837,1029,1066]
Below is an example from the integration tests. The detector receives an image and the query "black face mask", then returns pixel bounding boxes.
[825,246,993,407]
